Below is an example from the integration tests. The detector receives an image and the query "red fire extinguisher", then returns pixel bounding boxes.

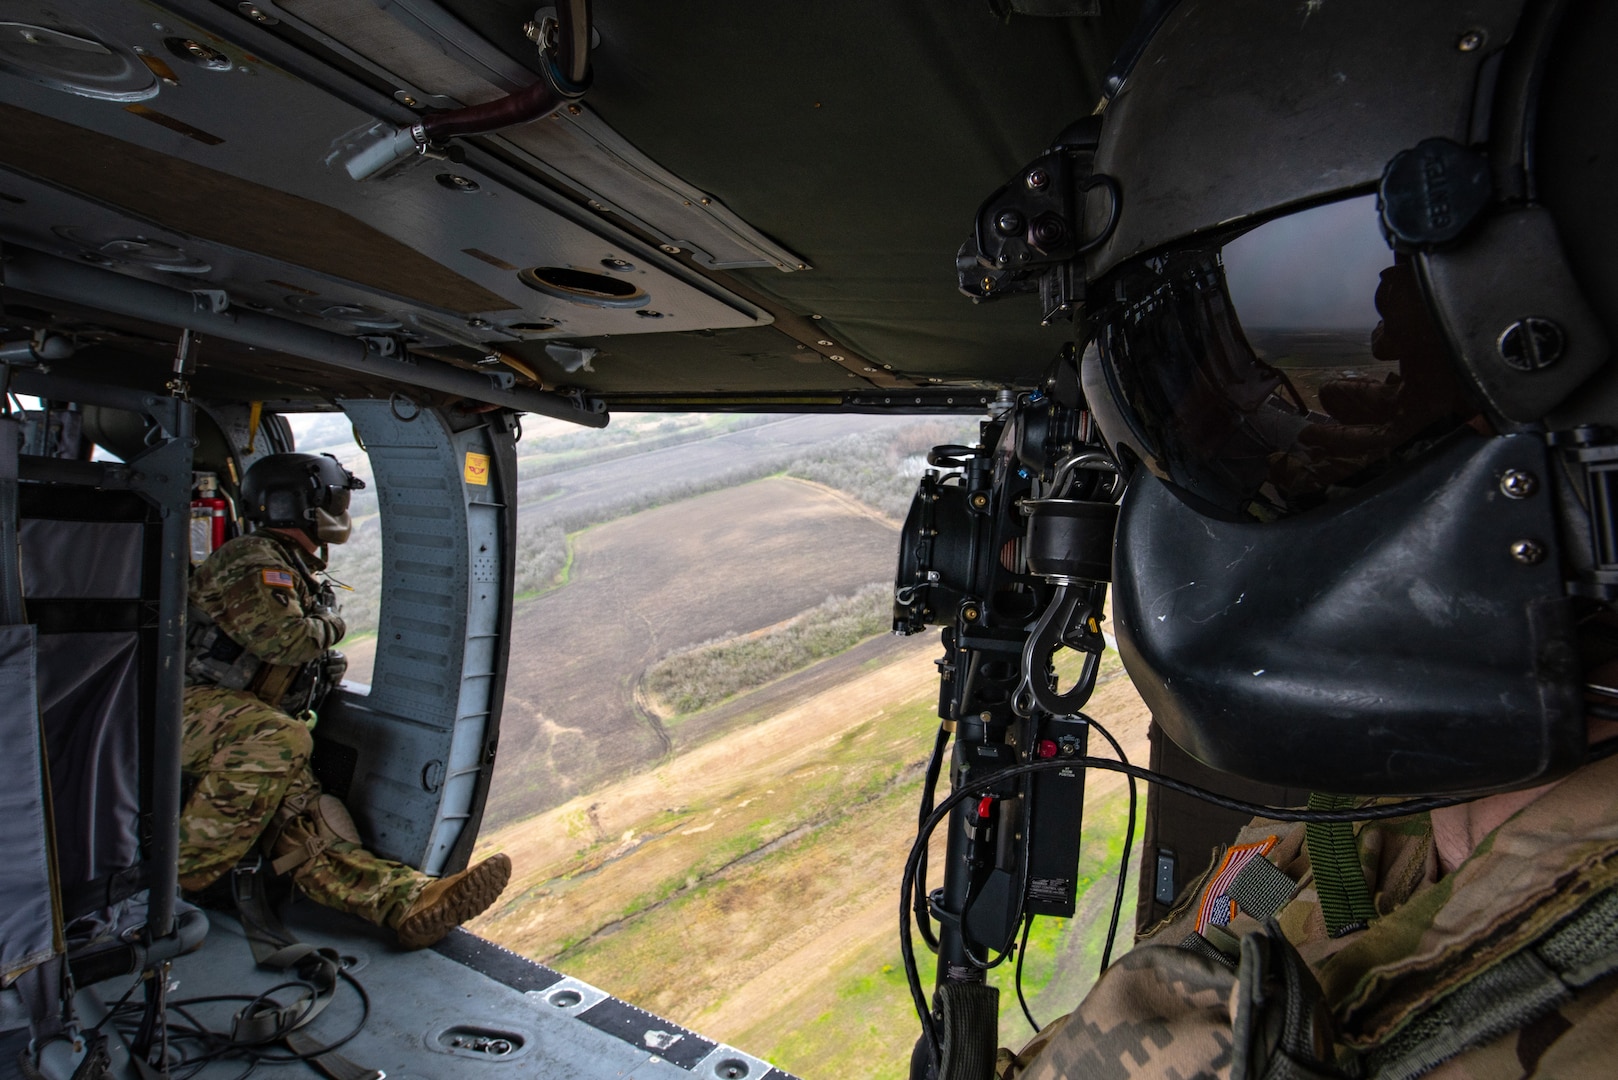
[190,472,228,565]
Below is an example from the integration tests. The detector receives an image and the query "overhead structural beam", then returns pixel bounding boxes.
[0,246,608,428]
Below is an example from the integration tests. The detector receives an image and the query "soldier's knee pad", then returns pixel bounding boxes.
[264,793,362,875]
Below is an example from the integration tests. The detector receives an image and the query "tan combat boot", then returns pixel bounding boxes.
[394,853,512,949]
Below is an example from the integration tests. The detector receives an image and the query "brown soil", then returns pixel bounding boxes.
[482,476,900,828]
[472,639,1152,1078]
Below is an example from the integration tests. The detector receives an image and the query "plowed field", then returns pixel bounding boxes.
[482,476,900,828]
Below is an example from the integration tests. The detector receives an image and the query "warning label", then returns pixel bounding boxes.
[464,451,490,485]
[1028,878,1072,903]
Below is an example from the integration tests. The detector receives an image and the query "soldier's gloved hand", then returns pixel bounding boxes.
[312,581,338,615]
[320,611,347,647]
[322,649,348,689]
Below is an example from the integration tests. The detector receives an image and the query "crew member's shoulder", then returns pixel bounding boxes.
[196,534,301,586]
[209,533,297,568]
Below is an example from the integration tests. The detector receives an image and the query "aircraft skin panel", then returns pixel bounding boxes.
[0,0,771,360]
[315,401,511,875]
[89,904,801,1080]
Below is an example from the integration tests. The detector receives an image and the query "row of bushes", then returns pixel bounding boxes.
[783,418,977,520]
[641,583,892,716]
[324,416,979,635]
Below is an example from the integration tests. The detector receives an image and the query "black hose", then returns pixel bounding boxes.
[1086,718,1136,974]
[914,723,952,952]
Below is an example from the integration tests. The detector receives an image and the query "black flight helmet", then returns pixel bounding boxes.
[1074,0,1617,795]
[240,452,366,545]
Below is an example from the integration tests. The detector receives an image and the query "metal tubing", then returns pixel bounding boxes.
[145,404,194,942]
[1,248,607,427]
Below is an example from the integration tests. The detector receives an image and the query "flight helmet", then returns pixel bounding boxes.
[1074,0,1617,795]
[240,452,365,545]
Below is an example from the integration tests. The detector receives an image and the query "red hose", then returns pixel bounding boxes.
[419,78,563,141]
[415,0,590,143]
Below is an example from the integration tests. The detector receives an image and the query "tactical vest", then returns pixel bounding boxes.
[185,605,322,714]
[1176,814,1618,1080]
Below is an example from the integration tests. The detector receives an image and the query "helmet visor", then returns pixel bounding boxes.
[322,483,352,516]
[1089,195,1480,518]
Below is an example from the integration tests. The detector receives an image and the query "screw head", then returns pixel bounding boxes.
[1499,469,1538,499]
[237,3,278,24]
[994,210,1024,236]
[1510,538,1547,565]
[1457,29,1485,52]
[962,606,980,622]
[436,173,479,192]
[969,492,989,509]
[816,339,834,346]
[829,354,845,361]
[1498,318,1565,371]
[1025,168,1050,191]
[659,244,681,254]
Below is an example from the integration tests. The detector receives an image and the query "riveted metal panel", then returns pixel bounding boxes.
[319,400,509,873]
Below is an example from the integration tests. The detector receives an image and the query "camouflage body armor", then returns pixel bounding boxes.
[185,533,346,722]
[176,531,425,926]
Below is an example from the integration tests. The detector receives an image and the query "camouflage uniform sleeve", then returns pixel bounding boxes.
[197,537,345,666]
[1011,945,1240,1080]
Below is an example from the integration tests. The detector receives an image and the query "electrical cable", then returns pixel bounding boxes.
[1014,915,1039,1035]
[898,749,1586,1069]
[1085,717,1136,973]
[104,966,371,1077]
[915,723,952,953]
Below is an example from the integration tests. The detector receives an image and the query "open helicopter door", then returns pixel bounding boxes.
[311,400,515,877]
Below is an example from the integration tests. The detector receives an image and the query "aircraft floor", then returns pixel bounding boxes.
[3,902,793,1080]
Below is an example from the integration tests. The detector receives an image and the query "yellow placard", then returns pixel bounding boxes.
[463,452,490,486]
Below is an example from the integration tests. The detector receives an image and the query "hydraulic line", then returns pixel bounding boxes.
[342,1,592,179]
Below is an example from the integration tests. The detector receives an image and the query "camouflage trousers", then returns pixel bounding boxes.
[179,685,428,928]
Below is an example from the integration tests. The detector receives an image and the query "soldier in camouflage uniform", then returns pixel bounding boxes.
[981,0,1618,1073]
[181,452,509,948]
[1005,730,1618,1079]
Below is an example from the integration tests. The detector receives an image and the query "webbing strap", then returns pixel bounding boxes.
[225,862,381,1079]
[1362,887,1618,1080]
[1227,854,1299,924]
[1180,931,1238,971]
[285,1031,384,1080]
[1304,793,1378,937]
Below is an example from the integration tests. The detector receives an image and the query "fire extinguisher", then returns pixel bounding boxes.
[190,472,228,565]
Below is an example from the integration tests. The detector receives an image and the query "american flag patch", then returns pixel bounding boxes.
[1196,835,1278,935]
[261,569,295,589]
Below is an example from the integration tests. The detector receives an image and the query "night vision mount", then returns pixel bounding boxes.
[956,116,1118,327]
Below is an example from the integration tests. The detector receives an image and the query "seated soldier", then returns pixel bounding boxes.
[181,451,509,948]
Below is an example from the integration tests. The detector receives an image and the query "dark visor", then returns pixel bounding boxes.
[1088,195,1480,518]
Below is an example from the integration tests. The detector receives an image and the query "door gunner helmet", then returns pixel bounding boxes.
[1075,0,1618,795]
[240,452,366,545]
